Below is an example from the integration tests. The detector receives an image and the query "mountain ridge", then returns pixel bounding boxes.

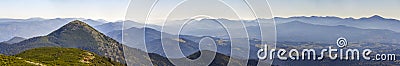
[277,21,400,43]
[0,37,26,44]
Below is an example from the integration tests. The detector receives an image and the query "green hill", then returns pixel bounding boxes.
[1,47,124,66]
[0,20,125,63]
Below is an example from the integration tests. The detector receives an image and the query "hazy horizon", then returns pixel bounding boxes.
[0,14,396,22]
[1,0,399,22]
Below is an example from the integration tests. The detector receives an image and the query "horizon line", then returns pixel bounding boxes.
[0,14,397,22]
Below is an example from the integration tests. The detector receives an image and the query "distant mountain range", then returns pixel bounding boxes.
[274,15,400,32]
[94,20,160,34]
[276,21,400,43]
[107,20,400,60]
[106,26,265,59]
[0,37,25,44]
[96,15,400,43]
[1,15,400,43]
[107,26,214,58]
[123,46,265,66]
[158,15,400,43]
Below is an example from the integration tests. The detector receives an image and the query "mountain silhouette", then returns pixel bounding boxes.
[276,21,400,43]
[123,47,264,66]
[1,37,26,44]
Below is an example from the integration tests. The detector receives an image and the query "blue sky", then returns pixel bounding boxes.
[0,0,399,22]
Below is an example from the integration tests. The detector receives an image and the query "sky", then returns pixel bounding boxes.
[0,0,130,22]
[0,0,399,22]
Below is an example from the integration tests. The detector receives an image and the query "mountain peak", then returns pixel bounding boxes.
[37,20,125,63]
[1,37,26,44]
[369,15,384,19]
[61,20,91,29]
[69,20,90,26]
[48,20,99,37]
[284,21,309,25]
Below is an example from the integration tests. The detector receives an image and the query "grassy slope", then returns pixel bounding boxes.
[1,47,124,66]
[0,54,37,65]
